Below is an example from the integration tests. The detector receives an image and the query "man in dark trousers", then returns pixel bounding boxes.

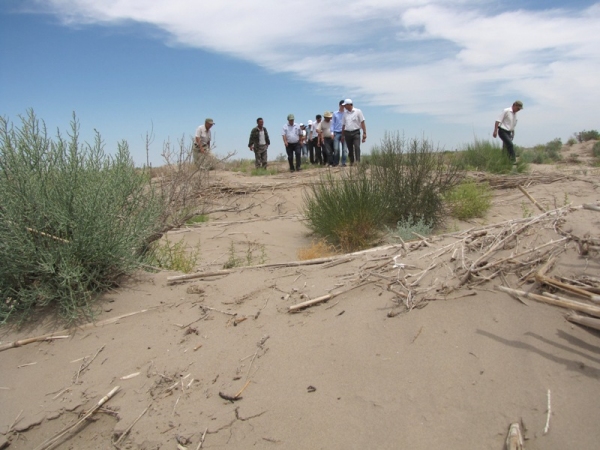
[493,100,523,163]
[282,114,302,172]
[248,117,270,169]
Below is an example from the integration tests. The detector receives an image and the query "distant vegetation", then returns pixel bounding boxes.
[519,138,563,164]
[575,129,600,142]
[455,139,527,174]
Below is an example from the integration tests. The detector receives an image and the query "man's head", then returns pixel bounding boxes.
[339,100,345,111]
[205,118,215,130]
[315,114,322,122]
[287,114,295,124]
[256,117,264,128]
[512,100,524,112]
[324,111,333,121]
[342,99,353,111]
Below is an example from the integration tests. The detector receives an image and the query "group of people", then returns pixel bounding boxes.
[194,98,523,171]
[279,99,367,172]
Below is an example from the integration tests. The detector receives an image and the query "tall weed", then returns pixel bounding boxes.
[457,139,526,174]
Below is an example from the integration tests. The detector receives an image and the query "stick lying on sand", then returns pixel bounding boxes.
[0,307,159,353]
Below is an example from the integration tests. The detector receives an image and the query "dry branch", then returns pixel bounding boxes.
[0,307,159,353]
[518,185,546,212]
[566,313,600,331]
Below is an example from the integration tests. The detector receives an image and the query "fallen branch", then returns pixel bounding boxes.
[495,285,600,318]
[288,280,373,312]
[113,404,150,448]
[505,422,524,450]
[167,269,233,284]
[0,307,159,353]
[35,386,120,450]
[565,313,600,331]
[518,185,546,212]
[535,274,600,303]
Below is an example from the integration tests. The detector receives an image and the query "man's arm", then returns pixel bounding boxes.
[361,120,367,143]
[493,121,500,138]
[248,128,255,150]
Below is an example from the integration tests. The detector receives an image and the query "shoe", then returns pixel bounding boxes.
[296,168,302,171]
[341,164,346,167]
[290,169,295,172]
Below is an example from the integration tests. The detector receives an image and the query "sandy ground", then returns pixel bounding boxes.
[1,143,600,450]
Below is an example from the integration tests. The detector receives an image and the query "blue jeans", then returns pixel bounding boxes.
[333,132,347,166]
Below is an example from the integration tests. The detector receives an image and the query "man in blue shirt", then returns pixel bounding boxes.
[282,114,302,172]
[331,100,347,167]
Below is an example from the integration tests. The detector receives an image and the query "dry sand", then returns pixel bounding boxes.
[1,142,600,450]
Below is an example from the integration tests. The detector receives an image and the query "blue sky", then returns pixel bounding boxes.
[1,1,599,166]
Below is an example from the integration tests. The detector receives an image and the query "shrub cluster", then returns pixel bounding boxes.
[303,134,463,251]
[445,181,493,220]
[0,111,163,322]
[576,130,600,142]
[520,138,563,164]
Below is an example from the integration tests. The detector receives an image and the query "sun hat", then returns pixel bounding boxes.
[514,100,524,108]
[324,111,333,118]
[287,114,295,120]
[205,118,214,124]
[342,99,353,105]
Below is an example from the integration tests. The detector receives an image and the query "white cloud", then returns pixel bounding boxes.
[32,0,600,136]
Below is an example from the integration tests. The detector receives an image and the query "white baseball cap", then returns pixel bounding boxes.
[342,99,353,105]
[307,120,313,125]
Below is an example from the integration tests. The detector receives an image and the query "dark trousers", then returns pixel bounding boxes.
[309,138,322,164]
[344,129,361,164]
[286,142,301,171]
[498,128,516,162]
[322,138,333,166]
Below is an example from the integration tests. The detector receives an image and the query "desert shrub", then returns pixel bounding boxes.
[567,137,577,146]
[369,133,463,227]
[592,142,600,158]
[520,138,563,164]
[186,214,209,225]
[390,215,434,242]
[146,237,200,273]
[576,130,600,142]
[457,139,526,174]
[0,111,164,323]
[445,181,493,220]
[303,169,385,251]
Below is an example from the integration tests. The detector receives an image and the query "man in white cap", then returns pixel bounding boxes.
[282,114,302,172]
[493,100,523,164]
[194,118,214,166]
[341,99,367,165]
[308,115,323,165]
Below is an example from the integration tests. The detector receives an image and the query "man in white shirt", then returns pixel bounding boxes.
[317,111,334,167]
[194,118,214,166]
[341,99,367,165]
[493,100,523,163]
[282,114,302,172]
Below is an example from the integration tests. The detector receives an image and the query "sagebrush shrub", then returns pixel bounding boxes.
[0,110,163,322]
[457,139,526,173]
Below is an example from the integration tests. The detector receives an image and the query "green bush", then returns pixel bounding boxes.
[457,139,526,174]
[445,181,493,220]
[390,215,434,241]
[303,134,463,251]
[369,133,463,227]
[576,130,600,142]
[592,142,600,158]
[0,111,163,322]
[520,138,563,164]
[303,168,386,251]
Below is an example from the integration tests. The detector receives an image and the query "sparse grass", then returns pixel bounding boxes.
[146,237,200,273]
[223,241,267,269]
[186,214,209,225]
[445,181,493,220]
[521,201,533,218]
[251,167,278,176]
[592,141,600,158]
[457,139,528,173]
[297,239,337,260]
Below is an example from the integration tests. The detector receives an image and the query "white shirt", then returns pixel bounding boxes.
[343,108,365,131]
[282,123,301,144]
[195,125,211,147]
[497,107,518,132]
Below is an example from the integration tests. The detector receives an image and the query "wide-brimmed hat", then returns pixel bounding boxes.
[324,111,333,118]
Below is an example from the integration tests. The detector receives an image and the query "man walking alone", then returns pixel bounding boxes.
[248,117,270,169]
[493,100,523,163]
